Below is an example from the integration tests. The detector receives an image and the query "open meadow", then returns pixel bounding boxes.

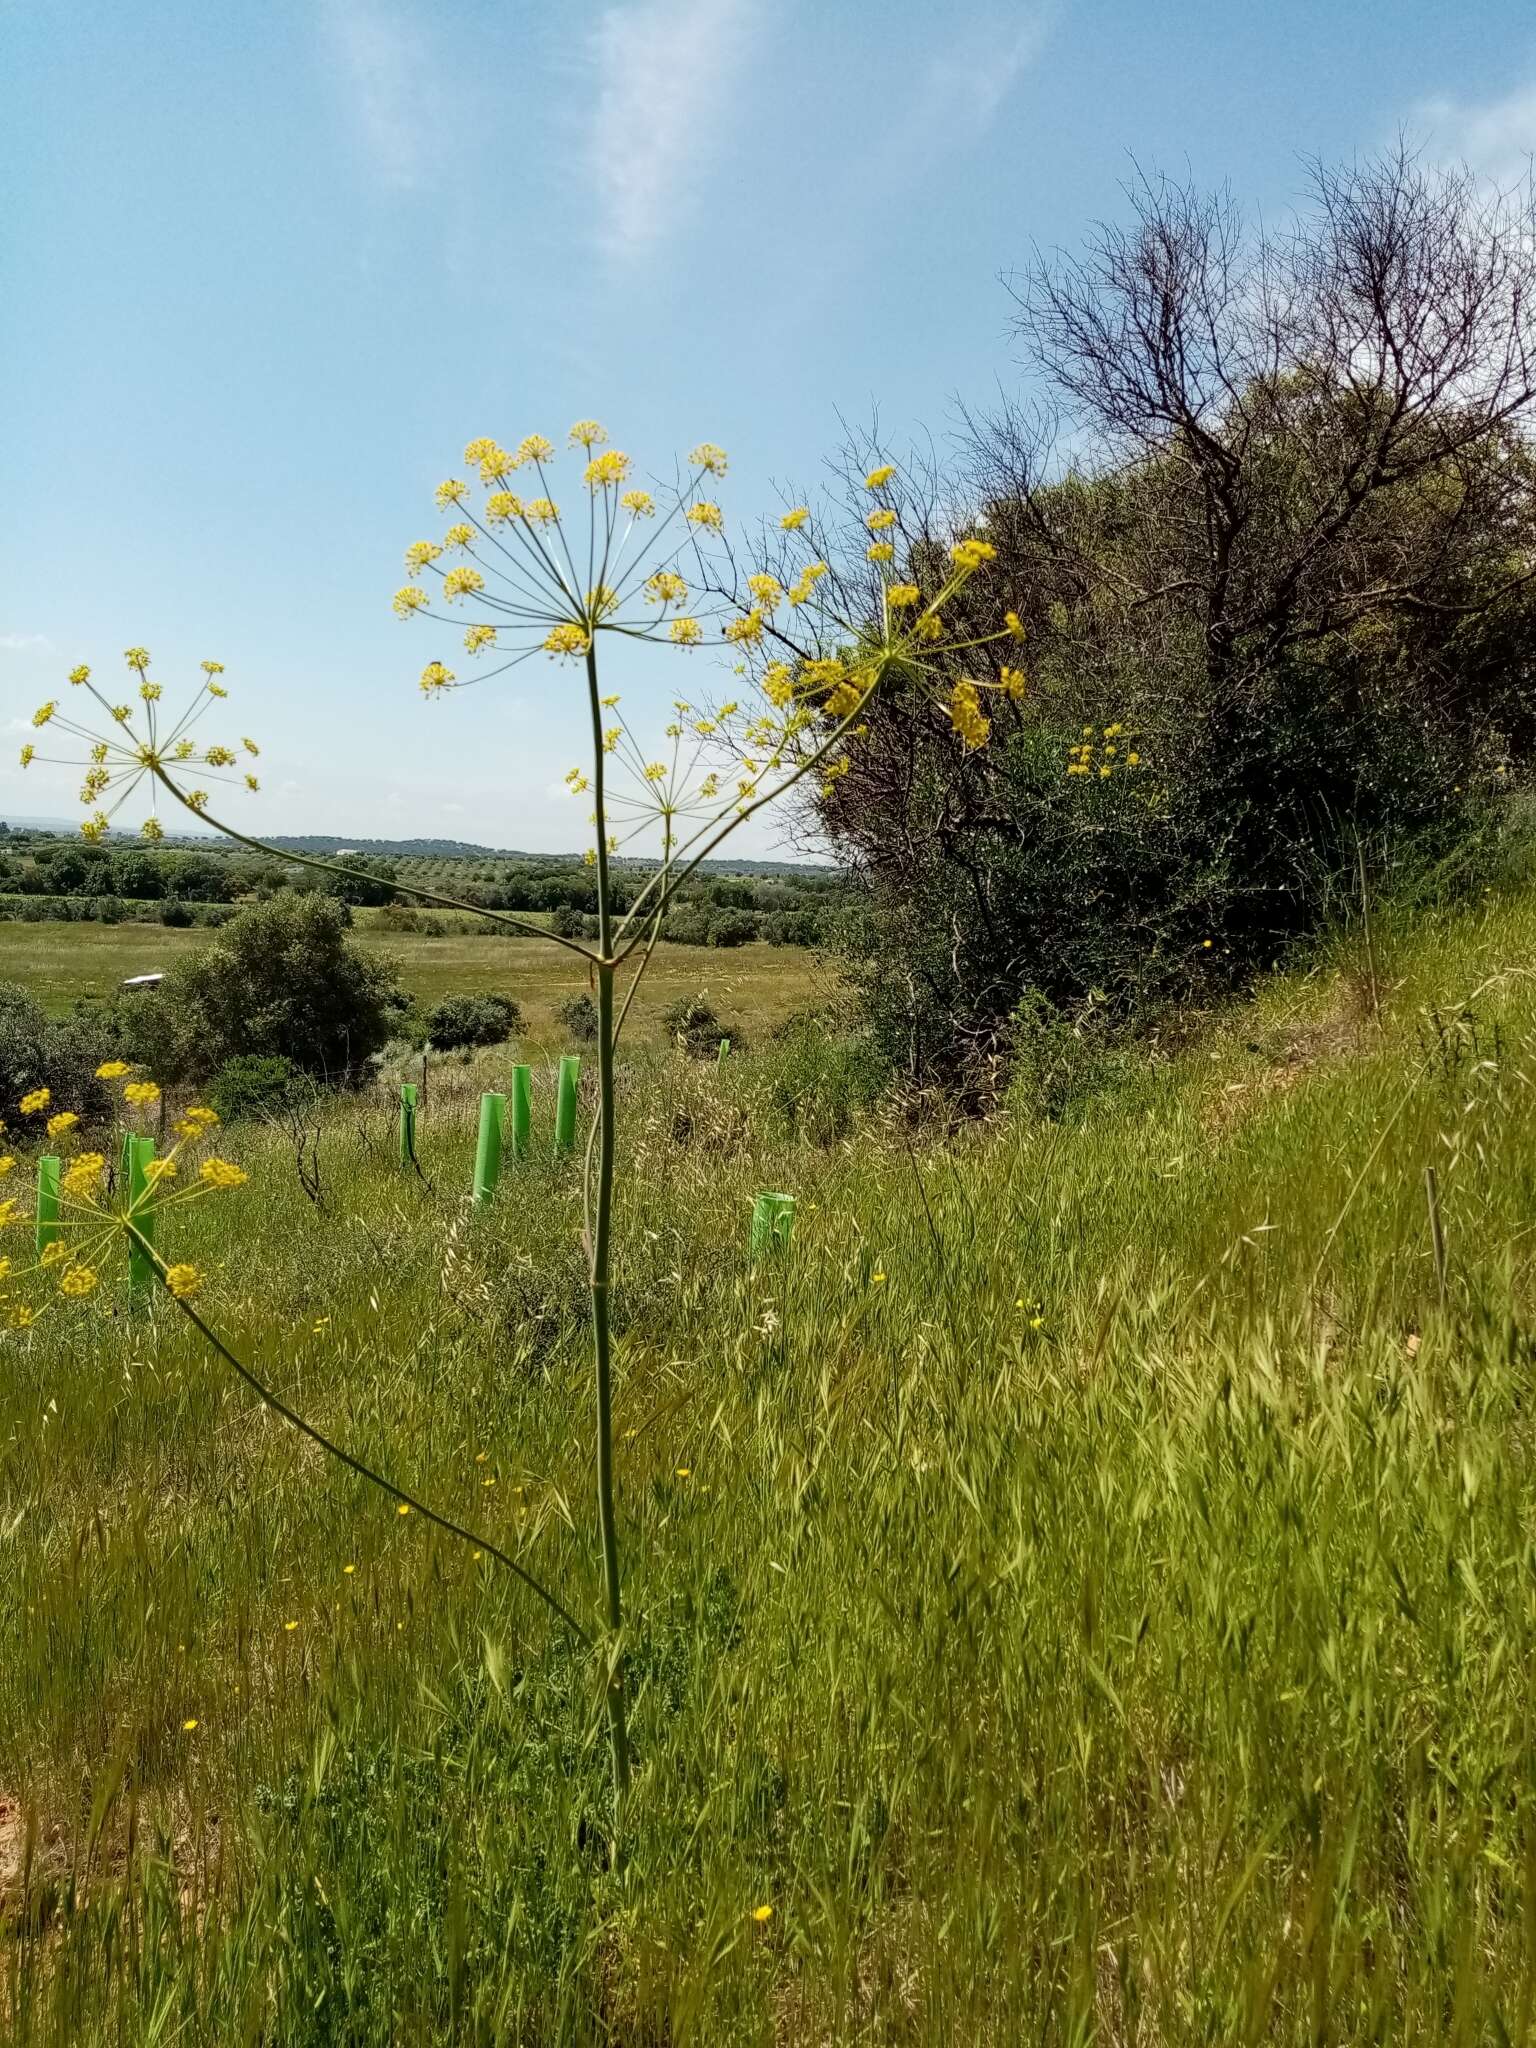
[0,920,825,1048]
[7,871,1536,2041]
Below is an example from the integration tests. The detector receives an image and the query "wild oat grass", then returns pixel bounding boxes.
[4,879,1536,2041]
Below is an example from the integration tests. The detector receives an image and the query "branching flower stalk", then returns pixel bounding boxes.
[18,426,1018,1820]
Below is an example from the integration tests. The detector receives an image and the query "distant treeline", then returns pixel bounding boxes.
[0,836,851,945]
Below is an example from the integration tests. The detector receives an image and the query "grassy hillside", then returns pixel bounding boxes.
[5,873,1536,2040]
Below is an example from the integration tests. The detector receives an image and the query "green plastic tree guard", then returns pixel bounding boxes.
[473,1091,505,1206]
[399,1081,418,1168]
[127,1135,156,1299]
[35,1155,60,1255]
[750,1191,795,1254]
[509,1064,532,1158]
[717,1037,731,1067]
[554,1055,580,1155]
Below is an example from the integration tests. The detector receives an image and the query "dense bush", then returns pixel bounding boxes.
[117,893,405,1083]
[207,1053,307,1122]
[426,992,521,1051]
[558,993,598,1043]
[823,154,1536,1081]
[663,995,727,1058]
[0,983,114,1127]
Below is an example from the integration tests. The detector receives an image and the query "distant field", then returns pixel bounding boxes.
[0,918,829,1044]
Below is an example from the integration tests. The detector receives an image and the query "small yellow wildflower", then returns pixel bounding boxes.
[405,539,443,575]
[164,1263,203,1299]
[434,479,468,508]
[887,583,920,609]
[397,1503,411,1516]
[19,745,34,768]
[1005,610,1026,640]
[464,625,497,654]
[645,570,687,606]
[123,1080,161,1107]
[752,1904,775,1923]
[780,506,810,530]
[522,497,559,525]
[182,1719,199,1731]
[32,702,57,728]
[688,502,723,530]
[58,1265,98,1298]
[69,664,90,684]
[867,508,896,531]
[688,443,728,475]
[568,419,607,449]
[584,450,632,489]
[724,610,765,645]
[951,538,997,570]
[19,1089,50,1116]
[440,566,484,603]
[867,542,895,563]
[46,1112,78,1138]
[420,661,455,695]
[515,433,555,465]
[669,618,702,646]
[544,624,590,658]
[393,585,430,619]
[443,522,476,552]
[619,488,655,517]
[199,1158,248,1190]
[484,491,523,523]
[949,679,990,751]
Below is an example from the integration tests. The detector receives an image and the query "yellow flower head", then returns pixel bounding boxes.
[763,662,794,708]
[393,585,430,619]
[568,420,607,450]
[950,538,997,570]
[464,625,497,655]
[645,570,688,607]
[58,1265,99,1298]
[484,491,523,523]
[687,501,723,530]
[619,488,655,518]
[440,566,484,604]
[515,434,555,465]
[164,1263,203,1299]
[122,1080,161,1107]
[405,540,442,576]
[949,679,991,751]
[199,1158,248,1191]
[19,745,34,769]
[724,610,765,645]
[201,659,225,677]
[543,624,590,657]
[688,443,729,476]
[61,1153,105,1199]
[583,450,631,490]
[867,508,896,531]
[747,573,783,609]
[434,479,468,509]
[887,583,920,609]
[124,647,151,671]
[139,680,161,702]
[420,661,456,694]
[443,523,476,552]
[669,617,703,646]
[19,1088,50,1116]
[68,664,90,685]
[865,464,897,490]
[1005,610,1026,641]
[32,702,56,728]
[522,498,559,526]
[46,1111,78,1138]
[780,506,810,531]
[141,817,164,841]
[1001,665,1027,701]
[867,542,894,563]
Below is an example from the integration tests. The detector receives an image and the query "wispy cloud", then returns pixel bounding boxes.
[0,632,54,654]
[1417,81,1536,188]
[587,0,761,261]
[321,0,436,191]
[919,11,1050,133]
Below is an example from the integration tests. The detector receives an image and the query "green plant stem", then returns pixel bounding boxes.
[586,645,631,1811]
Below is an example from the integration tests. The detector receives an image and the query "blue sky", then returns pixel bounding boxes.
[4,0,1534,855]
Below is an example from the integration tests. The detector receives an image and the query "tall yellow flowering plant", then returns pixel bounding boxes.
[20,422,1015,1814]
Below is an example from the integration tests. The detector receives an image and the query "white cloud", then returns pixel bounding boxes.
[920,12,1050,133]
[321,0,436,190]
[1418,81,1536,188]
[0,632,54,654]
[587,0,760,260]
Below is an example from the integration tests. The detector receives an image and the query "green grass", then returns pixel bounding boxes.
[0,919,823,1047]
[5,881,1536,2039]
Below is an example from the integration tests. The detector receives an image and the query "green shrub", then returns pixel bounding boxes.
[207,1053,306,1122]
[663,994,727,1057]
[758,1011,887,1144]
[558,993,598,1043]
[119,893,404,1084]
[426,992,521,1051]
[0,983,114,1128]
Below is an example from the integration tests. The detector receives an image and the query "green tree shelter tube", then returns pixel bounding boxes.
[35,1156,60,1256]
[473,1092,505,1206]
[398,1082,418,1168]
[509,1065,532,1158]
[750,1191,795,1254]
[554,1055,580,1155]
[127,1136,155,1299]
